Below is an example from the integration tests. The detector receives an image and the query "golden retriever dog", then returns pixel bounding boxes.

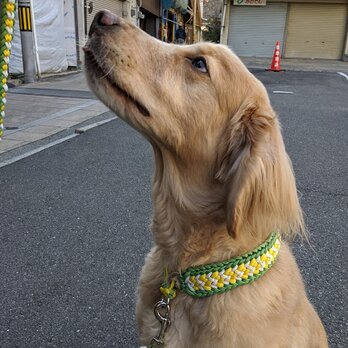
[84,10,328,348]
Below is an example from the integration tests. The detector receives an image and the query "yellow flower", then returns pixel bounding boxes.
[4,50,10,57]
[5,34,12,42]
[2,64,8,71]
[2,78,7,85]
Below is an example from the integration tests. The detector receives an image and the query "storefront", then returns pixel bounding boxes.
[161,0,202,44]
[84,0,124,34]
[224,0,348,60]
[285,3,346,59]
[140,0,161,38]
[227,2,287,57]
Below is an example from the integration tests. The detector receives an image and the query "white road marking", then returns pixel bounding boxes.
[0,134,78,168]
[272,91,294,94]
[337,72,348,81]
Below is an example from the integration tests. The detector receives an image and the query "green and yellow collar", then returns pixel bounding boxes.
[161,232,281,299]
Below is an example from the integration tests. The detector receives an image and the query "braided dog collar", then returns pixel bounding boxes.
[149,233,281,346]
[179,232,281,298]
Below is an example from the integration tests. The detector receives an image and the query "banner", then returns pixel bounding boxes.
[233,0,266,6]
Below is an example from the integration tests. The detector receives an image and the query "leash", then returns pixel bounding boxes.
[0,0,16,139]
[145,232,281,347]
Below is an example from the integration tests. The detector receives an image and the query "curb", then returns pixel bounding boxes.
[0,111,117,166]
[75,117,116,134]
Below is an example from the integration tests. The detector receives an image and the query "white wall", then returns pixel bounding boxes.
[64,0,77,67]
[10,0,70,74]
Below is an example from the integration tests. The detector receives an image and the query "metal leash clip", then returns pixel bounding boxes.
[149,297,171,347]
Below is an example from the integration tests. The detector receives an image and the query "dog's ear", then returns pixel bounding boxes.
[216,99,276,238]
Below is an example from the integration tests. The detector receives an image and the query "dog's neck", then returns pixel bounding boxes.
[150,147,271,272]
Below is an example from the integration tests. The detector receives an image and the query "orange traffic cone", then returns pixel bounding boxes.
[269,41,282,72]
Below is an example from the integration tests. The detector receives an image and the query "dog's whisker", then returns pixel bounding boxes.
[98,64,115,81]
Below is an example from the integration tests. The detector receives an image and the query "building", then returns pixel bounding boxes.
[9,0,201,77]
[10,0,77,74]
[140,0,161,38]
[9,0,144,74]
[75,0,140,66]
[220,0,348,61]
[161,0,202,43]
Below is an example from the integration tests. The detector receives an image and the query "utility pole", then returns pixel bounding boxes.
[18,0,36,83]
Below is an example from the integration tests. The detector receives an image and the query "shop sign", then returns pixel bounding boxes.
[233,0,266,6]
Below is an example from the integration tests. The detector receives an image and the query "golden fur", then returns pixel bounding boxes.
[85,12,328,347]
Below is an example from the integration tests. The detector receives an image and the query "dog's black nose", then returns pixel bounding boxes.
[89,10,119,36]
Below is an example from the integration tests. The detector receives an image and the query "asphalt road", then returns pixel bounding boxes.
[0,71,347,347]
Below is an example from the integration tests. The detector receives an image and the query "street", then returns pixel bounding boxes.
[0,70,347,347]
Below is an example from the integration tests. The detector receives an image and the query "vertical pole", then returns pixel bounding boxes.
[73,0,81,68]
[18,0,36,83]
[29,0,40,79]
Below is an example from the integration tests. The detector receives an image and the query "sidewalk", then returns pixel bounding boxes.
[241,57,348,73]
[0,72,111,155]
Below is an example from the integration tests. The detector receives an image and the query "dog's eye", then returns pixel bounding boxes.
[191,57,208,73]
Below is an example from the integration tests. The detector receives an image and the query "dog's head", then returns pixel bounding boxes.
[85,11,304,240]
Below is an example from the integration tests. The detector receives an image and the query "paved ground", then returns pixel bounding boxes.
[0,70,347,347]
[1,73,109,154]
[241,57,348,73]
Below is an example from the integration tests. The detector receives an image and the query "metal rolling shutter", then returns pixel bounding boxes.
[86,0,124,31]
[227,4,287,58]
[285,4,347,60]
